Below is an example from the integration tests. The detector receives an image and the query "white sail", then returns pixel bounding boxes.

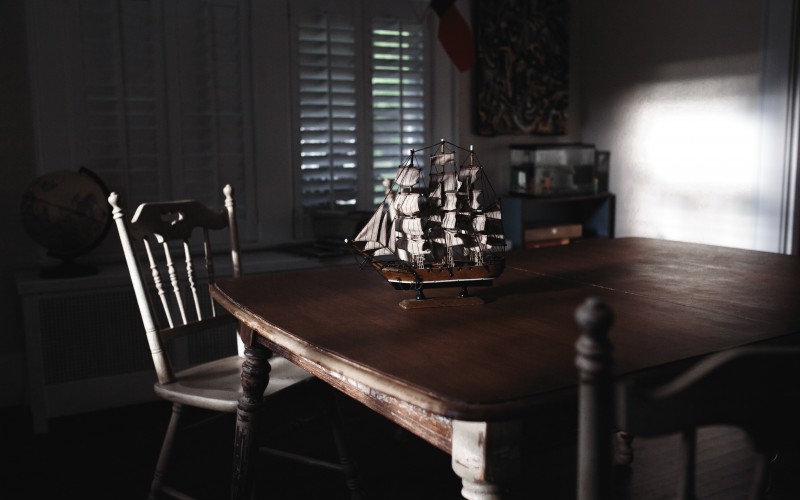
[445,230,464,247]
[443,192,459,211]
[354,205,396,255]
[442,211,457,229]
[428,182,443,206]
[397,237,429,255]
[442,172,460,192]
[428,227,447,243]
[472,214,502,233]
[365,241,395,256]
[484,206,503,235]
[473,214,487,232]
[441,212,470,231]
[394,165,421,187]
[395,216,425,236]
[470,189,485,210]
[483,235,507,247]
[485,208,502,220]
[393,192,423,216]
[458,166,480,184]
[383,211,396,252]
[396,247,410,262]
[459,234,481,250]
[353,207,388,244]
[431,151,455,166]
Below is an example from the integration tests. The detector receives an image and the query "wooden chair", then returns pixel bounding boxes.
[574,296,800,500]
[108,185,360,499]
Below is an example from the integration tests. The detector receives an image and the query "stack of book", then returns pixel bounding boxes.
[524,223,583,248]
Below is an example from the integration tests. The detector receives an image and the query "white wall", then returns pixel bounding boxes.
[577,0,795,252]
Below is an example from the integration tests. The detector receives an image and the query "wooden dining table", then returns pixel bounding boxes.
[209,237,800,499]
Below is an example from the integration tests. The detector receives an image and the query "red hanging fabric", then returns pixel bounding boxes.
[430,0,475,72]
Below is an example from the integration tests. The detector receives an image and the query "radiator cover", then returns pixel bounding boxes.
[18,251,330,433]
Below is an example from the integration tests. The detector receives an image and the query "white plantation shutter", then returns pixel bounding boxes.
[169,0,253,221]
[295,15,359,209]
[292,1,430,212]
[77,0,166,206]
[371,19,426,205]
[68,0,254,238]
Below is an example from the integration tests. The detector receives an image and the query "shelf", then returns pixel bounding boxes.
[505,192,614,203]
[502,192,616,249]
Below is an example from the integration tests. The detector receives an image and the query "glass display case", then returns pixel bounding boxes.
[509,143,603,197]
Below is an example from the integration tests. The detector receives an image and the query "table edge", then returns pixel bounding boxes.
[210,282,547,423]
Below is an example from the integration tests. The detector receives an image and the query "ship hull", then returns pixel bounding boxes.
[378,258,505,290]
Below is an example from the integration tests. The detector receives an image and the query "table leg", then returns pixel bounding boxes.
[231,343,271,500]
[451,420,522,500]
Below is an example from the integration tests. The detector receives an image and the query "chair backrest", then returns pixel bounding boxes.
[574,297,800,500]
[108,185,242,386]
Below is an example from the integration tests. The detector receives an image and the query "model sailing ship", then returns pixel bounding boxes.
[346,140,506,304]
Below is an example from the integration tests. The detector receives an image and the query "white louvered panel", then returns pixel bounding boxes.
[78,0,165,206]
[297,15,359,208]
[289,1,433,220]
[173,0,252,226]
[371,18,426,204]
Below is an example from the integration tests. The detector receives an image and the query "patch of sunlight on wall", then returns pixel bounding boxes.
[621,75,760,249]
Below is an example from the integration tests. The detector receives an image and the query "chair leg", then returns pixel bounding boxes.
[678,429,697,500]
[329,396,363,500]
[750,452,770,500]
[150,403,185,500]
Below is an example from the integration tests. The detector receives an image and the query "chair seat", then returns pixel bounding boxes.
[154,355,314,412]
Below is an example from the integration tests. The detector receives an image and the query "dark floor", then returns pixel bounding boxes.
[0,381,467,500]
[2,382,795,500]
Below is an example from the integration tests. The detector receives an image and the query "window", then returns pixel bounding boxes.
[291,1,431,215]
[28,0,438,250]
[29,0,257,245]
[295,15,359,209]
[371,19,427,205]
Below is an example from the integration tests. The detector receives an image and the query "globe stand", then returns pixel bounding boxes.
[39,257,98,280]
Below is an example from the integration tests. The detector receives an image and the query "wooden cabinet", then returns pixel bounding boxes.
[501,193,616,249]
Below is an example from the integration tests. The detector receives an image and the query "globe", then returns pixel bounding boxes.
[21,167,111,277]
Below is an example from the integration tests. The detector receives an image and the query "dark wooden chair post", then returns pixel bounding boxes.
[575,295,800,500]
[575,297,615,500]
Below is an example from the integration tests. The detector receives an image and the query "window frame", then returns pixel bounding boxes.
[26,0,259,247]
[26,0,454,253]
[287,0,437,239]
